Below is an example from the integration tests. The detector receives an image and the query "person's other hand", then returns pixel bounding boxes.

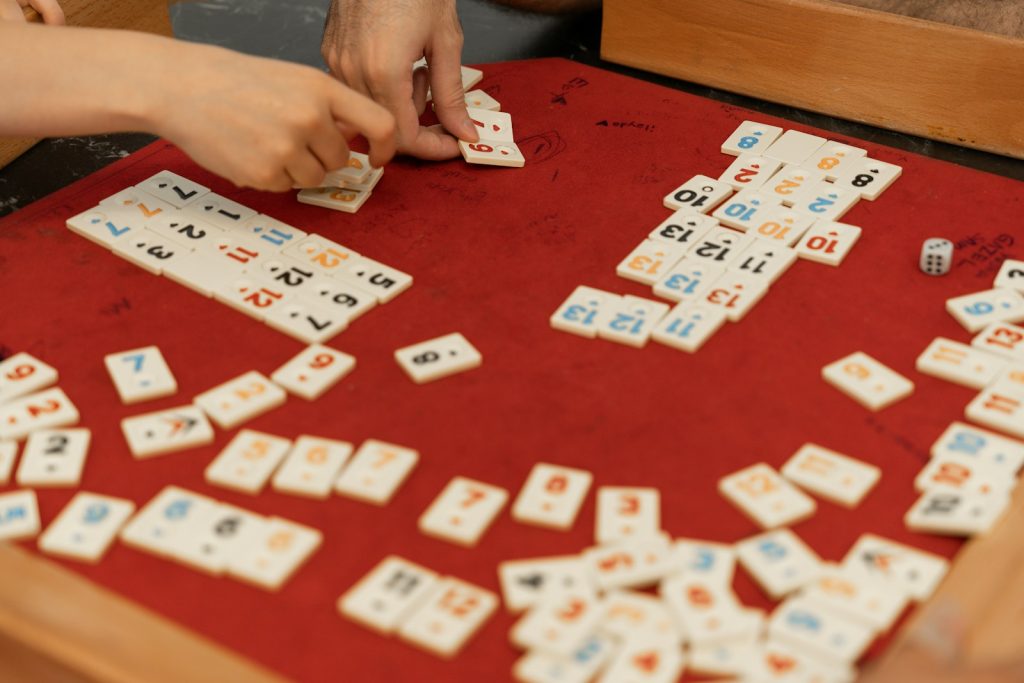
[0,0,64,24]
[156,45,396,191]
[321,0,478,160]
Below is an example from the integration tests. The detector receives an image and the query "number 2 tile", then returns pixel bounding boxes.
[193,371,287,430]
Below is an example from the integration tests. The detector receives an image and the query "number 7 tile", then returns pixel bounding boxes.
[418,476,509,547]
[334,439,419,505]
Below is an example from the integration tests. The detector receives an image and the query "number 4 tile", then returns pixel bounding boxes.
[841,533,949,601]
[120,405,214,459]
[395,333,482,384]
[418,476,509,547]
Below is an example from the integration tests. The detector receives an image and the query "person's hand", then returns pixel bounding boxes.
[153,44,396,192]
[321,0,479,160]
[0,0,64,24]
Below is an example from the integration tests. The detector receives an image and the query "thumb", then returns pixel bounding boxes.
[426,40,478,142]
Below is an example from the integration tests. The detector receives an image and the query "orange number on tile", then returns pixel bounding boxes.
[843,362,871,380]
[305,446,329,465]
[545,474,568,494]
[310,353,335,369]
[738,473,777,497]
[461,487,486,508]
[5,365,35,381]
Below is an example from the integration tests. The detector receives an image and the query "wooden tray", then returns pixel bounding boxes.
[601,0,1024,159]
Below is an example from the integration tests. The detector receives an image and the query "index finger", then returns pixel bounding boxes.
[327,81,398,169]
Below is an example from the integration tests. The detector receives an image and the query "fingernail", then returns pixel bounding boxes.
[463,118,480,141]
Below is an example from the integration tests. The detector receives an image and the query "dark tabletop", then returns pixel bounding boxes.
[1,0,1020,218]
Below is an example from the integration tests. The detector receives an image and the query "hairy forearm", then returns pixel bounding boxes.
[0,23,191,138]
[838,0,1024,38]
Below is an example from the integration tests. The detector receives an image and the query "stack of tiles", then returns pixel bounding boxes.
[408,61,522,168]
[66,170,413,344]
[459,107,525,168]
[551,121,902,353]
[298,151,384,214]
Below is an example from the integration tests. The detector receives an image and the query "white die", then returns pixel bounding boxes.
[920,238,953,276]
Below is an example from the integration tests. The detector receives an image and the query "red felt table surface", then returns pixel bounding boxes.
[0,57,1021,681]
